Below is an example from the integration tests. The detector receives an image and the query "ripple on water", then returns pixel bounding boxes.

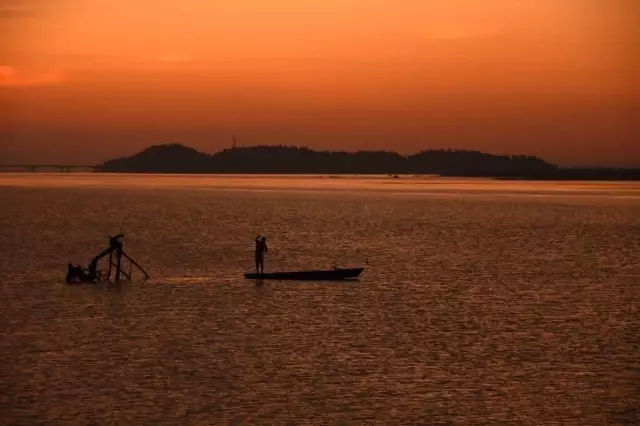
[0,180,638,425]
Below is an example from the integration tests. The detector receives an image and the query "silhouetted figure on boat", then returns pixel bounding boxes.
[255,235,268,274]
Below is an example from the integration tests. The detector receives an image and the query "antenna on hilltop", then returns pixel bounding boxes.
[232,135,237,148]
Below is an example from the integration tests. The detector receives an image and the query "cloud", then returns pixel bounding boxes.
[0,65,15,77]
[0,1,41,18]
[0,65,65,87]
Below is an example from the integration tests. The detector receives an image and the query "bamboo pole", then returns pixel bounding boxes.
[122,251,150,279]
[115,246,123,281]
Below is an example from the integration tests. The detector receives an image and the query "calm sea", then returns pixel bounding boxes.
[1,174,638,425]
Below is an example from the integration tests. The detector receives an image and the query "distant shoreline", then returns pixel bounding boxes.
[96,143,559,175]
[94,143,640,180]
[3,143,638,180]
[0,170,639,181]
[491,171,640,181]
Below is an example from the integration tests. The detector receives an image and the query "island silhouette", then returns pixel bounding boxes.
[96,143,640,180]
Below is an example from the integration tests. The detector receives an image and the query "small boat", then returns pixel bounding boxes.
[244,267,364,281]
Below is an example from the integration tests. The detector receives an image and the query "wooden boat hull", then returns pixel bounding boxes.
[244,267,364,281]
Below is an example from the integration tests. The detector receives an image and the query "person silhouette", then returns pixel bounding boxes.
[255,235,268,274]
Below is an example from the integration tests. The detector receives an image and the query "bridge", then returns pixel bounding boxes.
[0,164,98,173]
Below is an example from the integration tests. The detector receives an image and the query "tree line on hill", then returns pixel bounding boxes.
[97,143,562,176]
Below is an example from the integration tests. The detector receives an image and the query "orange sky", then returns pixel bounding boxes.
[1,0,638,166]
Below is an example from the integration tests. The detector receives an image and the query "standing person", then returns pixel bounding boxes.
[254,235,268,274]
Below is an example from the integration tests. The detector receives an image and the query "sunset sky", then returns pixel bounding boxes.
[1,0,638,166]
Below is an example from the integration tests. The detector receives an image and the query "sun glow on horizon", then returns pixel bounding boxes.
[1,0,638,166]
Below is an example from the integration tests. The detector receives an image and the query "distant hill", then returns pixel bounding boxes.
[97,143,212,173]
[97,143,560,176]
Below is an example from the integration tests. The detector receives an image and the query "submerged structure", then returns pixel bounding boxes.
[65,234,150,284]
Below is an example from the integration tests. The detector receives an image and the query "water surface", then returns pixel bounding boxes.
[1,175,638,425]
